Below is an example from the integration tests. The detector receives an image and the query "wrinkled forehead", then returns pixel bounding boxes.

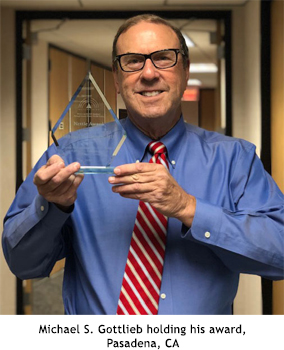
[116,22,180,55]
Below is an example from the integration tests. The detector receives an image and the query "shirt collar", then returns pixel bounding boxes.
[123,116,187,169]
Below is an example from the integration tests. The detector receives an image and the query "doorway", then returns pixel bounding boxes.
[16,9,232,314]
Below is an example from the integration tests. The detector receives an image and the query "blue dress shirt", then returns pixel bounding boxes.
[2,117,284,314]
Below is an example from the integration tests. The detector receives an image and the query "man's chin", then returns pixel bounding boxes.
[139,109,167,120]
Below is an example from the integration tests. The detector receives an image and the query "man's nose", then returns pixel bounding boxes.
[140,58,159,80]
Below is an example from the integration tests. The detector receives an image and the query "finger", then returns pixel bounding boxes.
[44,173,84,206]
[45,174,76,202]
[35,162,80,191]
[113,162,157,176]
[34,162,65,186]
[33,155,66,186]
[109,162,169,186]
[112,181,153,195]
[52,162,81,184]
[49,173,84,198]
[114,187,164,205]
[109,171,157,185]
[57,174,84,206]
[46,154,65,166]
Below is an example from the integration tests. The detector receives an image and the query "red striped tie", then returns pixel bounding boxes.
[117,141,169,315]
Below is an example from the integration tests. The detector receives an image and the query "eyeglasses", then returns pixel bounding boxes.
[114,48,184,72]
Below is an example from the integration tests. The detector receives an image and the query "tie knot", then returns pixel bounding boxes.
[148,141,167,155]
[148,141,169,169]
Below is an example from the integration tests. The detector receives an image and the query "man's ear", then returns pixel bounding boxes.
[112,65,120,94]
[185,60,190,82]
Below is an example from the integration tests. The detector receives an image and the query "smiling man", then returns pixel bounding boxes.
[112,20,189,140]
[2,14,284,315]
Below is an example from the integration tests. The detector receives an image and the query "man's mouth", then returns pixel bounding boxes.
[139,90,163,97]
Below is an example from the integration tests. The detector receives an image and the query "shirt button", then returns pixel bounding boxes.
[40,205,45,212]
[171,160,176,165]
[205,231,211,238]
[160,293,166,300]
[136,160,140,163]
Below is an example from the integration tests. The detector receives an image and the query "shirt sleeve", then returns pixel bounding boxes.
[182,145,284,280]
[2,147,72,280]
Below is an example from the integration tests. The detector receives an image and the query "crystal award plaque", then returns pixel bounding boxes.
[51,71,126,174]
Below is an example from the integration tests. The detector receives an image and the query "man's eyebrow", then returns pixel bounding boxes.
[119,51,143,55]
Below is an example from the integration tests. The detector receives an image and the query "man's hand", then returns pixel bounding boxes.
[33,155,84,212]
[108,162,196,227]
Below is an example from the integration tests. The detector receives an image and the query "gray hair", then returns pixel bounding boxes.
[112,14,190,70]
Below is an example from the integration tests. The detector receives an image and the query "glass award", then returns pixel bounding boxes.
[51,71,127,174]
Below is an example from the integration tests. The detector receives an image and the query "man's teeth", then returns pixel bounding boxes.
[140,91,162,97]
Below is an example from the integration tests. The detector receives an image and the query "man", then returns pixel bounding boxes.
[2,14,284,315]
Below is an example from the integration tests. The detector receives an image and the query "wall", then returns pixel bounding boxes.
[0,8,49,315]
[271,0,284,315]
[31,40,49,166]
[232,0,262,315]
[0,7,16,314]
[232,1,261,154]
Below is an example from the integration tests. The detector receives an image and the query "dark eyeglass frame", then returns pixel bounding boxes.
[114,48,184,72]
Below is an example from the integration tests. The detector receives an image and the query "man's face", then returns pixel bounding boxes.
[113,22,189,135]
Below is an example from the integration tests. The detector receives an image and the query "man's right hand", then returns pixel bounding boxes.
[33,155,84,212]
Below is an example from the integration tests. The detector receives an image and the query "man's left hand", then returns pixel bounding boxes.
[108,162,196,227]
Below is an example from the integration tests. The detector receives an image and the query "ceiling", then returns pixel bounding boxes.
[29,18,219,87]
[0,0,248,11]
[1,0,249,88]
